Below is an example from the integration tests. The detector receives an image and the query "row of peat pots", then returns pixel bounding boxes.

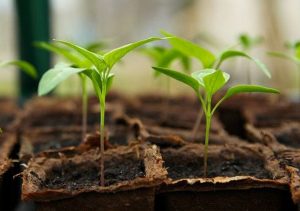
[0,93,299,211]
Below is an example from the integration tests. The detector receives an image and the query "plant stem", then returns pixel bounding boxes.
[99,91,106,186]
[203,97,211,177]
[81,75,88,142]
[204,114,211,177]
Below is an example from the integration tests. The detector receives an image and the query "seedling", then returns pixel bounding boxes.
[38,37,164,186]
[238,33,264,84]
[268,41,300,100]
[153,66,279,177]
[161,32,271,140]
[36,41,107,141]
[0,60,37,79]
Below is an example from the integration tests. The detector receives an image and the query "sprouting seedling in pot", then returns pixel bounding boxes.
[268,41,300,100]
[38,36,166,186]
[0,60,37,79]
[238,33,264,84]
[36,41,108,142]
[161,31,271,141]
[153,66,279,177]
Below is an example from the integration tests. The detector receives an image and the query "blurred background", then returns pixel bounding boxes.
[0,0,300,98]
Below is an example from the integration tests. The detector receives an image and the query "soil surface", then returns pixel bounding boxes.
[161,144,272,180]
[42,151,145,190]
[274,126,300,149]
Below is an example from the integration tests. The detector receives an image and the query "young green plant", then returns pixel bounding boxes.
[0,60,37,79]
[161,32,271,141]
[38,37,165,186]
[153,66,279,177]
[238,33,264,84]
[268,41,300,100]
[36,41,107,142]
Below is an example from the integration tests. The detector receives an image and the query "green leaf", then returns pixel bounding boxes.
[239,34,263,50]
[223,84,280,100]
[268,51,300,65]
[38,63,86,96]
[0,60,37,78]
[85,41,107,53]
[106,73,115,93]
[216,50,271,78]
[192,69,230,95]
[35,41,85,66]
[161,31,215,68]
[140,46,166,63]
[152,66,200,92]
[104,37,164,69]
[55,40,106,71]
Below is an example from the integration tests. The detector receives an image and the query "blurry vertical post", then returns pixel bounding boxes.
[15,0,51,103]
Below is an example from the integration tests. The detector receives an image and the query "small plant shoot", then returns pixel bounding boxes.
[0,60,37,79]
[38,37,165,186]
[36,41,107,142]
[161,32,271,141]
[153,66,279,177]
[268,41,300,100]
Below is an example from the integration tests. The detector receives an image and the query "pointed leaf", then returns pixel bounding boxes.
[0,60,37,78]
[84,70,102,98]
[217,50,271,78]
[104,37,164,69]
[106,73,115,93]
[224,84,280,100]
[35,41,84,66]
[38,64,86,96]
[161,31,215,68]
[192,69,230,95]
[268,51,300,65]
[56,40,106,71]
[152,66,200,92]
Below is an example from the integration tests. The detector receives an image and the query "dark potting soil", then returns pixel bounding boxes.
[161,145,272,180]
[24,110,111,129]
[274,127,300,149]
[42,152,145,190]
[251,103,300,128]
[27,132,82,154]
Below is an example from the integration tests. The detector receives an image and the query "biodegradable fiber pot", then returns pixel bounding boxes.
[0,133,18,210]
[156,142,297,211]
[22,144,167,211]
[245,128,300,208]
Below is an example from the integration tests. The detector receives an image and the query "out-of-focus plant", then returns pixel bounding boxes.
[238,33,264,83]
[0,60,37,79]
[268,41,300,100]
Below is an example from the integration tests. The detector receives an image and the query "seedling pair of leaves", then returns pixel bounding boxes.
[38,37,165,186]
[268,41,300,68]
[153,33,278,176]
[153,66,279,176]
[268,41,300,99]
[161,31,271,141]
[36,41,107,142]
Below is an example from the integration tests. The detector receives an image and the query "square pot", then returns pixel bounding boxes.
[246,122,300,149]
[156,142,297,211]
[19,116,141,163]
[0,133,19,210]
[22,144,167,211]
